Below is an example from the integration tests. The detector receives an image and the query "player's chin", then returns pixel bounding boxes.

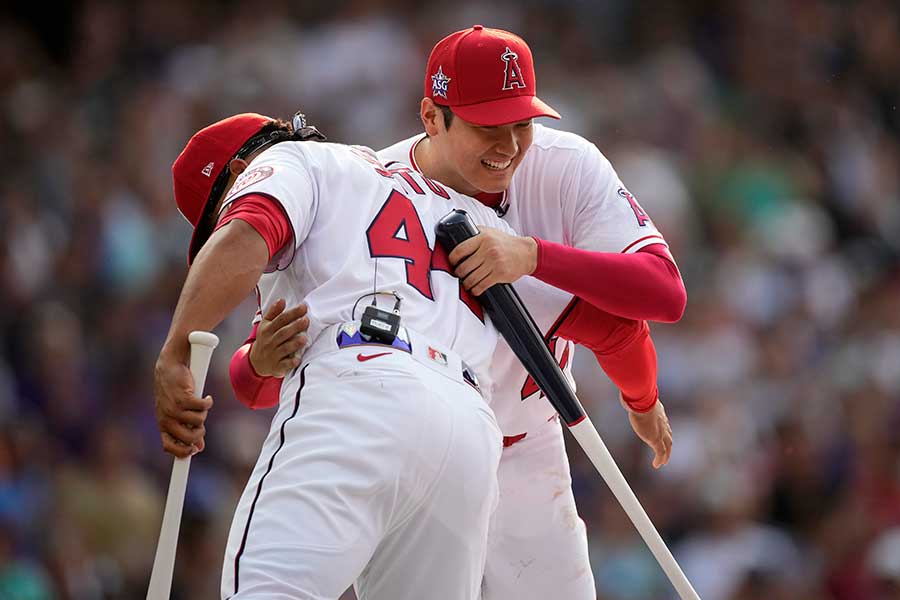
[473,164,514,193]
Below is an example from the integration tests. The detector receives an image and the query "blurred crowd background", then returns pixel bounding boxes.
[1,0,899,598]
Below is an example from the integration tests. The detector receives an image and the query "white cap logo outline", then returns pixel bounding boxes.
[431,66,451,99]
[501,47,526,91]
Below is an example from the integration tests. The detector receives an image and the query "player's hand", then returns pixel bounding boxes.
[153,351,214,458]
[249,299,310,377]
[448,227,538,296]
[625,398,673,469]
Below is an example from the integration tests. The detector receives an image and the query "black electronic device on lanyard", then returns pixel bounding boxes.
[356,291,403,344]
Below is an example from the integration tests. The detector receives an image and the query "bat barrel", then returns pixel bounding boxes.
[569,418,700,599]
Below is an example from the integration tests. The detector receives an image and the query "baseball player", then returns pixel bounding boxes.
[229,26,686,600]
[154,112,533,600]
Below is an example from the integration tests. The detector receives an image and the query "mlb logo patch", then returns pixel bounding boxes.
[340,322,359,337]
[427,346,448,366]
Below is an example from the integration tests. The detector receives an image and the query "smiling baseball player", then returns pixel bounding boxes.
[154,112,542,600]
[227,26,686,600]
[382,28,685,600]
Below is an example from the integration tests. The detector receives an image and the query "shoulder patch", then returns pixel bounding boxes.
[226,166,274,199]
[617,187,651,227]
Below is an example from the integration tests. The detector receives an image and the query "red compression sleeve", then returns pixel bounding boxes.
[532,241,686,323]
[554,300,658,412]
[216,193,292,260]
[229,322,283,410]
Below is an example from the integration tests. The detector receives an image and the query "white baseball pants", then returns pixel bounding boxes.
[222,335,501,600]
[483,417,596,600]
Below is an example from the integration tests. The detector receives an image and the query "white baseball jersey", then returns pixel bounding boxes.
[379,123,668,437]
[218,140,515,599]
[220,140,516,390]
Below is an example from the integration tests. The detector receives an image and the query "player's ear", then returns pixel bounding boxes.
[229,158,249,176]
[421,98,442,136]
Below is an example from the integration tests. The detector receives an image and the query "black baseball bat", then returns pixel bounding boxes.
[434,208,699,600]
[435,209,584,424]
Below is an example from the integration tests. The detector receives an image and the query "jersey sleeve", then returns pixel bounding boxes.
[219,143,317,271]
[216,194,293,261]
[565,143,667,254]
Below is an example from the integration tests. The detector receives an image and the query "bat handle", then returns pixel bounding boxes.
[435,209,480,251]
[147,331,219,600]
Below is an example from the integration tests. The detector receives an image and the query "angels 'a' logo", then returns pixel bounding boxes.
[431,66,451,99]
[617,187,651,227]
[501,47,526,91]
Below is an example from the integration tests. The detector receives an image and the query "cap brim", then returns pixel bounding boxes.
[450,95,561,126]
[187,224,208,265]
[187,200,219,265]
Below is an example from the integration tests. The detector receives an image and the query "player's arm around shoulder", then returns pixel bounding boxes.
[228,299,310,411]
[247,299,310,378]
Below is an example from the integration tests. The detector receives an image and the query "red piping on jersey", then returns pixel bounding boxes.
[621,234,666,254]
[545,297,580,342]
[408,136,424,172]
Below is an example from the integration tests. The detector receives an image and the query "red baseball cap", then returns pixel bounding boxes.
[172,113,273,263]
[425,25,560,126]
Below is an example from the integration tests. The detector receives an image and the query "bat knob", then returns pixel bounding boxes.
[436,209,480,252]
[188,331,219,349]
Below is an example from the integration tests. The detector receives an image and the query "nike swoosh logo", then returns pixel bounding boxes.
[357,352,392,362]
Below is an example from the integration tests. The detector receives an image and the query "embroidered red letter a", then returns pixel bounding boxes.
[501,47,526,90]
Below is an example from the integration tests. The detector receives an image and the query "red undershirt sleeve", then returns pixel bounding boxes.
[554,300,658,413]
[532,240,687,323]
[218,194,291,410]
[229,322,283,410]
[215,193,293,261]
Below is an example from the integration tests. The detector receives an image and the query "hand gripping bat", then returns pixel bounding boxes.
[147,331,219,600]
[435,210,699,600]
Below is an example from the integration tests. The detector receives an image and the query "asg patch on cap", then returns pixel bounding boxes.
[431,66,451,99]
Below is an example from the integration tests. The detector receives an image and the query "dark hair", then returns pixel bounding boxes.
[424,105,455,139]
[439,105,454,129]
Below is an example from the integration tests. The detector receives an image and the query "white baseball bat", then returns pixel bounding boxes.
[569,417,700,600]
[147,331,219,600]
[435,211,699,599]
